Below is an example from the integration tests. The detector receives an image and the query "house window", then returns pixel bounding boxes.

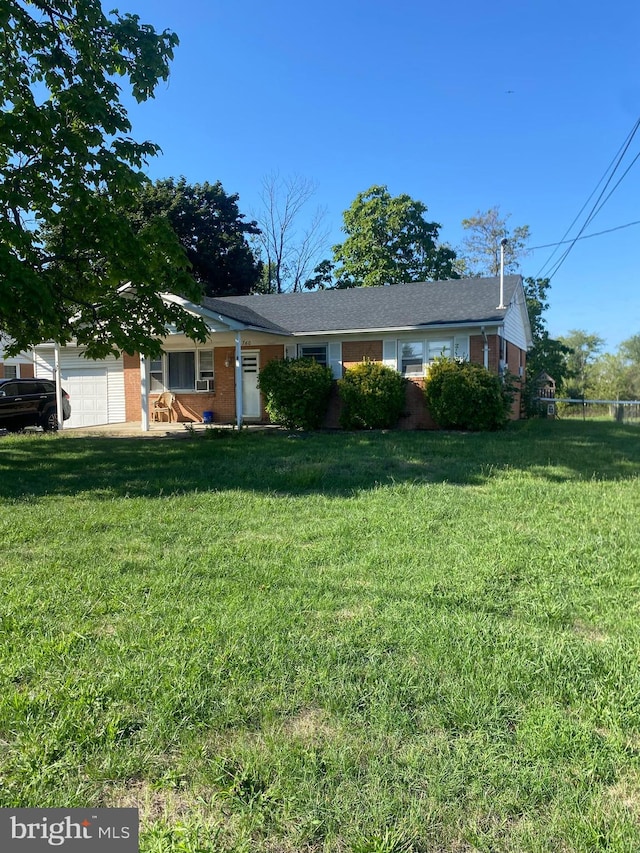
[400,342,423,375]
[199,350,214,380]
[427,339,453,363]
[150,358,163,392]
[3,364,18,379]
[163,350,215,391]
[299,344,327,366]
[168,352,196,390]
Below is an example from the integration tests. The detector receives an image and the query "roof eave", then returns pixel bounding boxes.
[288,319,505,337]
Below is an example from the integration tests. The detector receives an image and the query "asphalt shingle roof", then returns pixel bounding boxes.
[203,276,522,335]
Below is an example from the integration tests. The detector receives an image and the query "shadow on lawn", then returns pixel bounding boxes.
[0,420,638,500]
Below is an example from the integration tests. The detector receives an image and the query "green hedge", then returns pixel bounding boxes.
[257,358,333,430]
[338,361,407,429]
[424,359,513,430]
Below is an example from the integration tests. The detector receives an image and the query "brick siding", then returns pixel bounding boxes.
[123,345,286,425]
[123,353,141,421]
[119,336,527,428]
[342,340,383,372]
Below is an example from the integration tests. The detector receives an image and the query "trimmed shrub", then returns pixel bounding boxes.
[424,359,513,430]
[257,357,333,430]
[338,360,407,430]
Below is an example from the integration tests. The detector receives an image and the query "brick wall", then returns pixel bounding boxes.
[212,347,236,422]
[342,340,383,372]
[123,353,141,421]
[323,377,438,431]
[398,378,439,429]
[506,339,526,419]
[123,344,287,425]
[469,334,500,372]
[213,344,285,424]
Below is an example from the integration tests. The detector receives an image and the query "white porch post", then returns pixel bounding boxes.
[140,353,149,432]
[54,342,63,429]
[235,331,243,430]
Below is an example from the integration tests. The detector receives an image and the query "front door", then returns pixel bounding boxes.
[241,352,261,418]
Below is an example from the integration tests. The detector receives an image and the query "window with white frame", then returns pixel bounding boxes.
[3,364,18,379]
[150,358,163,392]
[427,339,453,363]
[199,350,214,381]
[152,350,215,391]
[299,344,328,366]
[400,341,424,375]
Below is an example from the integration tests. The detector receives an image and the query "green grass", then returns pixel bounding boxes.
[0,420,639,851]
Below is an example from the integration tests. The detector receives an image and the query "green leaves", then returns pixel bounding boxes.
[0,1,204,357]
[129,178,262,299]
[338,361,407,430]
[425,359,512,430]
[257,358,334,430]
[332,185,458,288]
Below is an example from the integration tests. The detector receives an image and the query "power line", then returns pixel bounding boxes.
[544,118,640,281]
[589,149,640,222]
[535,116,640,280]
[530,219,640,250]
[535,118,640,277]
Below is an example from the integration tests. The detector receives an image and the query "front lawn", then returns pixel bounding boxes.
[0,421,639,851]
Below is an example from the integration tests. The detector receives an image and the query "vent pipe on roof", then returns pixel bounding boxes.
[497,238,507,309]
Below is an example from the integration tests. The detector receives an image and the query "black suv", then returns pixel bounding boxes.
[0,378,71,431]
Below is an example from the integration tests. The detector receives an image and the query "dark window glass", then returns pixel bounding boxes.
[168,352,195,389]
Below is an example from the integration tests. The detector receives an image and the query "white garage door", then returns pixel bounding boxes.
[62,368,108,428]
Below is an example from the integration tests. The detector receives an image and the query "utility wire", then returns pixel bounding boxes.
[543,118,640,281]
[530,219,640,251]
[535,117,640,277]
[589,149,640,222]
[536,116,640,280]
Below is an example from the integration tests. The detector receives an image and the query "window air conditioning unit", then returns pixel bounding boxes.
[196,379,215,392]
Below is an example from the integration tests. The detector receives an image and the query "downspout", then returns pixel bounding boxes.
[235,331,243,430]
[140,354,149,432]
[481,326,489,370]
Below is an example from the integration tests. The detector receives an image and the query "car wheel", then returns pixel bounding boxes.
[41,407,59,431]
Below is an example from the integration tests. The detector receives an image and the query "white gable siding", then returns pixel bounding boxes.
[503,301,529,351]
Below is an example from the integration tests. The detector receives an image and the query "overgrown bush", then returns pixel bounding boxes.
[338,360,407,429]
[257,358,333,430]
[424,359,513,430]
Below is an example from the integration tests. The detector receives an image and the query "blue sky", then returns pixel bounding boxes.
[119,0,640,352]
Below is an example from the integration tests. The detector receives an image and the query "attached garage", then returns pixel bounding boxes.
[62,368,109,428]
[34,347,126,428]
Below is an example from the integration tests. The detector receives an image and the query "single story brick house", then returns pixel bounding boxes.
[0,275,532,429]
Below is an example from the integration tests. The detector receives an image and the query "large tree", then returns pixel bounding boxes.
[0,0,207,358]
[591,333,640,401]
[332,185,458,288]
[128,178,262,298]
[558,330,606,398]
[459,207,530,277]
